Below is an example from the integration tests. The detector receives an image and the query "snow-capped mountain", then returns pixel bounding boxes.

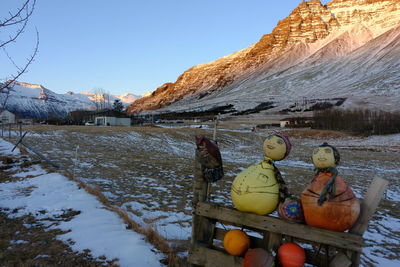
[0,82,141,118]
[127,0,400,114]
[72,91,142,106]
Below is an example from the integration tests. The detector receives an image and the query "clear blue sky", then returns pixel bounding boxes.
[1,0,329,96]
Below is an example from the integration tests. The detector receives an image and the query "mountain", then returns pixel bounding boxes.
[0,82,141,119]
[127,0,400,114]
[117,93,142,104]
[76,92,142,106]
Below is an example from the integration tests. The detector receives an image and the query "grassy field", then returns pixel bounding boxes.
[4,122,400,265]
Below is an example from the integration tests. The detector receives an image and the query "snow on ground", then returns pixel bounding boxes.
[0,137,20,156]
[0,138,163,267]
[5,126,400,266]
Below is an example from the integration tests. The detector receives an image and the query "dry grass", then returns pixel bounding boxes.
[3,138,185,267]
[285,128,352,139]
[61,170,185,266]
[5,123,399,266]
[0,208,119,267]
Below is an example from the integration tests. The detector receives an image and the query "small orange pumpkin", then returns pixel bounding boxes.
[278,242,306,267]
[223,229,250,256]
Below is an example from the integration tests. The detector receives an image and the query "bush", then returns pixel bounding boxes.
[313,109,400,135]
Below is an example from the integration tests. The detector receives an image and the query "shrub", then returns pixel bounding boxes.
[312,109,400,135]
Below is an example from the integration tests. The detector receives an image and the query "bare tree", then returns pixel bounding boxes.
[92,87,112,111]
[0,0,39,109]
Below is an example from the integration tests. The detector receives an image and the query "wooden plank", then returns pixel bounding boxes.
[267,232,282,251]
[195,202,364,252]
[214,227,266,248]
[188,244,243,267]
[350,177,389,235]
[349,177,388,266]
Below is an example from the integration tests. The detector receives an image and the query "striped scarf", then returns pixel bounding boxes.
[315,167,338,206]
[265,158,290,202]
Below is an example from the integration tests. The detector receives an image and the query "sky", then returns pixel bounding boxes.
[1,0,329,96]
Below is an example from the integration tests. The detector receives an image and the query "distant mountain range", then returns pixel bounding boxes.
[127,0,400,114]
[0,81,144,119]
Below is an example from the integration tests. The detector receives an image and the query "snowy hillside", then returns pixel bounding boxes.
[150,24,400,114]
[0,82,141,119]
[127,0,400,114]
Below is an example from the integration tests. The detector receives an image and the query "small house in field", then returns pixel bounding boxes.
[81,110,131,126]
[0,110,16,124]
[95,116,130,126]
[280,117,314,128]
[18,118,34,125]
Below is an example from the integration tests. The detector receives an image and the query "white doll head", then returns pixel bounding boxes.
[312,143,340,169]
[263,134,291,161]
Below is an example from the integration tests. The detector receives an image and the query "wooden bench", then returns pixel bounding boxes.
[188,153,388,267]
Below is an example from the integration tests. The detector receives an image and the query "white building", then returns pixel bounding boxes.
[0,110,16,124]
[95,116,131,126]
[280,117,314,128]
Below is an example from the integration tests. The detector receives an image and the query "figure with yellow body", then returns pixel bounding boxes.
[231,134,291,215]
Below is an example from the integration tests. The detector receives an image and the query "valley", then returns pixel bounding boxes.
[7,122,399,266]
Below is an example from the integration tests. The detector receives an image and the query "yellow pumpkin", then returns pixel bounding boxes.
[231,161,279,215]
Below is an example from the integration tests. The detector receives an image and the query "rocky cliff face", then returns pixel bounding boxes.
[127,0,400,114]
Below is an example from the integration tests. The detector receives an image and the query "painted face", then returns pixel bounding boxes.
[312,146,337,169]
[263,135,287,161]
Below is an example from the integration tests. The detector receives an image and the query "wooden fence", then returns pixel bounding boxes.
[188,153,388,267]
[0,122,23,138]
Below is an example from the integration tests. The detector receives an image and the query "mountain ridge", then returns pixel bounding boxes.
[0,81,144,118]
[126,0,400,114]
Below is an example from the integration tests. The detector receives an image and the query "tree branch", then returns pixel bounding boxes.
[0,29,39,108]
[0,18,29,49]
[0,0,36,27]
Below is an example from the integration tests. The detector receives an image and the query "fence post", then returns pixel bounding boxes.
[191,152,215,247]
[213,115,219,142]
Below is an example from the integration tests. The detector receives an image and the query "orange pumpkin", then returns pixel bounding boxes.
[278,243,306,267]
[223,229,250,256]
[300,172,360,232]
[244,248,274,267]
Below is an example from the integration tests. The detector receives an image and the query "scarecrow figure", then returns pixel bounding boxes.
[195,136,224,182]
[300,143,360,231]
[231,134,292,215]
